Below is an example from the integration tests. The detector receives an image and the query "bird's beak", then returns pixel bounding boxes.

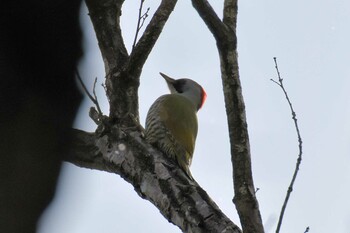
[159,72,175,84]
[160,72,177,94]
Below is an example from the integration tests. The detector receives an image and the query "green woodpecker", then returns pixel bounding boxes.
[145,72,207,180]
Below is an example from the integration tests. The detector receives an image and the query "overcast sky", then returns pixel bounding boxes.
[38,1,350,233]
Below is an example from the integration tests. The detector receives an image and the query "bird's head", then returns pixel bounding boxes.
[160,72,207,111]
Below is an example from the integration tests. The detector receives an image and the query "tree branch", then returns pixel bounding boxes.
[132,0,150,50]
[85,0,134,123]
[66,128,241,233]
[271,57,304,233]
[223,0,238,30]
[191,0,230,45]
[76,70,103,117]
[85,0,178,126]
[128,0,178,78]
[85,0,128,73]
[191,1,264,233]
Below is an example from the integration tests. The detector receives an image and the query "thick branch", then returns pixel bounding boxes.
[128,0,178,78]
[85,0,134,123]
[85,0,128,74]
[191,1,264,233]
[223,0,238,30]
[191,0,232,46]
[66,128,241,233]
[66,130,107,171]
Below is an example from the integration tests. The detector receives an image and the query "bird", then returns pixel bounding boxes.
[145,72,207,180]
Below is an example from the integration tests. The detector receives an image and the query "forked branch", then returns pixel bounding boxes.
[75,70,103,123]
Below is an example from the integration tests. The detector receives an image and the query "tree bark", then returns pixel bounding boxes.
[66,128,241,233]
[191,1,265,232]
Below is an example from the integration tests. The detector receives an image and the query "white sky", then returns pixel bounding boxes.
[38,1,350,233]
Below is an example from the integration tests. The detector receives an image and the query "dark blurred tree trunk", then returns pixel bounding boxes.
[0,1,83,232]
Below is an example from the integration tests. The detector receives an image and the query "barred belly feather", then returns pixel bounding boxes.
[145,94,198,180]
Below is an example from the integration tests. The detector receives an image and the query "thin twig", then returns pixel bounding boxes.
[92,77,103,114]
[139,9,150,30]
[271,57,304,233]
[76,69,95,103]
[132,0,150,50]
[75,70,103,116]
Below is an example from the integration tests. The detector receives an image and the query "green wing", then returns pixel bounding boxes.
[159,94,198,165]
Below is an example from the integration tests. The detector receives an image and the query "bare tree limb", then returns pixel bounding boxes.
[75,70,104,125]
[91,78,103,115]
[85,0,128,73]
[223,0,238,30]
[271,57,304,233]
[191,0,230,45]
[85,0,178,125]
[138,9,150,33]
[66,128,241,233]
[191,1,264,233]
[132,0,150,50]
[76,70,95,105]
[128,0,177,78]
[85,0,132,123]
[76,71,103,116]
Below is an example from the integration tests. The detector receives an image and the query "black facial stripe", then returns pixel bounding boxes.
[173,79,186,93]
